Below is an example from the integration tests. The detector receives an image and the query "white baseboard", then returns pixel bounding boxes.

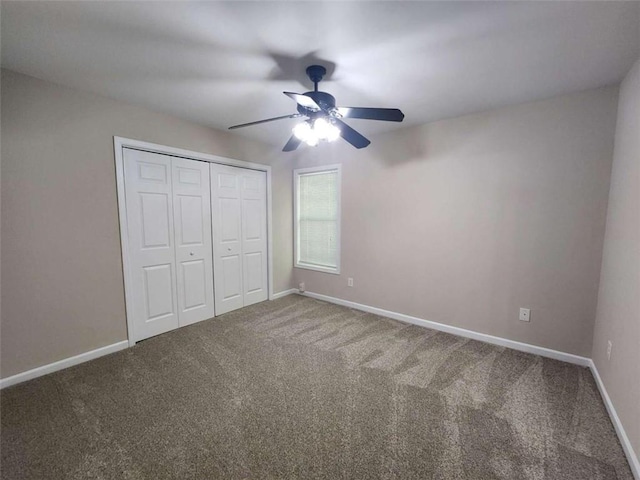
[0,340,129,389]
[589,360,640,479]
[300,291,591,367]
[271,288,298,300]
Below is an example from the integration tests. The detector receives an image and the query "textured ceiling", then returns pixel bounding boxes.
[2,1,639,146]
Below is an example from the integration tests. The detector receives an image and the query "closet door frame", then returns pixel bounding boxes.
[114,136,273,347]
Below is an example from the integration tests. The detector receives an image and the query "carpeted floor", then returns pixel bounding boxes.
[0,295,633,479]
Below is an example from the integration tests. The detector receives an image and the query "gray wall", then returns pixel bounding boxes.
[0,69,292,378]
[289,86,618,357]
[592,58,640,459]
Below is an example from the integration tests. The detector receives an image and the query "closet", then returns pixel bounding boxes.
[122,148,268,342]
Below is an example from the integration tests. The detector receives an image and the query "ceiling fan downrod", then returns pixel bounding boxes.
[306,65,326,92]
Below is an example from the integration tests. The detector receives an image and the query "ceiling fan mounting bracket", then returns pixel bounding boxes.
[306,65,326,83]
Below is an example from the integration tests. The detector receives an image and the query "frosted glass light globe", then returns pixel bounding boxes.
[326,124,340,142]
[293,122,312,141]
[306,130,319,146]
[313,118,331,139]
[314,117,340,142]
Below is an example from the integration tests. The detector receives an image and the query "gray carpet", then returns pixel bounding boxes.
[0,295,633,479]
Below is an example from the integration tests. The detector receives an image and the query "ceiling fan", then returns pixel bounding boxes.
[229,65,405,152]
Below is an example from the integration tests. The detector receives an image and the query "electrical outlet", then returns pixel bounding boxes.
[348,277,354,287]
[299,282,305,293]
[607,340,612,360]
[519,308,531,322]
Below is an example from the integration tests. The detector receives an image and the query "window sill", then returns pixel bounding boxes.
[294,264,341,275]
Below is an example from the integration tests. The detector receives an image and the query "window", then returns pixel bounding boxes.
[294,165,341,274]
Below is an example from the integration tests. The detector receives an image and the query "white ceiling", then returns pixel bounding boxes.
[2,1,639,147]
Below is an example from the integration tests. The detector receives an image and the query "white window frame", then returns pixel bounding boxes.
[294,164,342,275]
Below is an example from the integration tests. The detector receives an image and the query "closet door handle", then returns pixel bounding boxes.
[189,252,194,256]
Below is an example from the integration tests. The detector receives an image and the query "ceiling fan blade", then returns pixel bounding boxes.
[337,107,404,122]
[333,119,371,149]
[282,135,302,152]
[283,92,321,111]
[229,113,302,130]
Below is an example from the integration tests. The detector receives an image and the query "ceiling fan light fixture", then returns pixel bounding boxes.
[292,120,320,146]
[292,118,340,147]
[313,117,340,142]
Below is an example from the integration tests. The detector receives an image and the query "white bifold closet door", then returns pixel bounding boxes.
[171,157,215,326]
[124,148,214,341]
[210,164,268,315]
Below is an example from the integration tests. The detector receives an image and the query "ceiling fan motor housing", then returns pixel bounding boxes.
[297,91,336,117]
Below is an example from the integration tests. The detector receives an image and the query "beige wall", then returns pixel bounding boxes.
[0,67,622,381]
[0,69,292,378]
[592,58,640,459]
[289,86,619,357]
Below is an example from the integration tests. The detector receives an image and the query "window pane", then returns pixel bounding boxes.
[298,170,339,270]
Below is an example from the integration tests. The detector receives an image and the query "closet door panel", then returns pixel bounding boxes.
[124,149,179,341]
[172,158,215,326]
[241,171,268,306]
[210,164,244,314]
[221,256,242,298]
